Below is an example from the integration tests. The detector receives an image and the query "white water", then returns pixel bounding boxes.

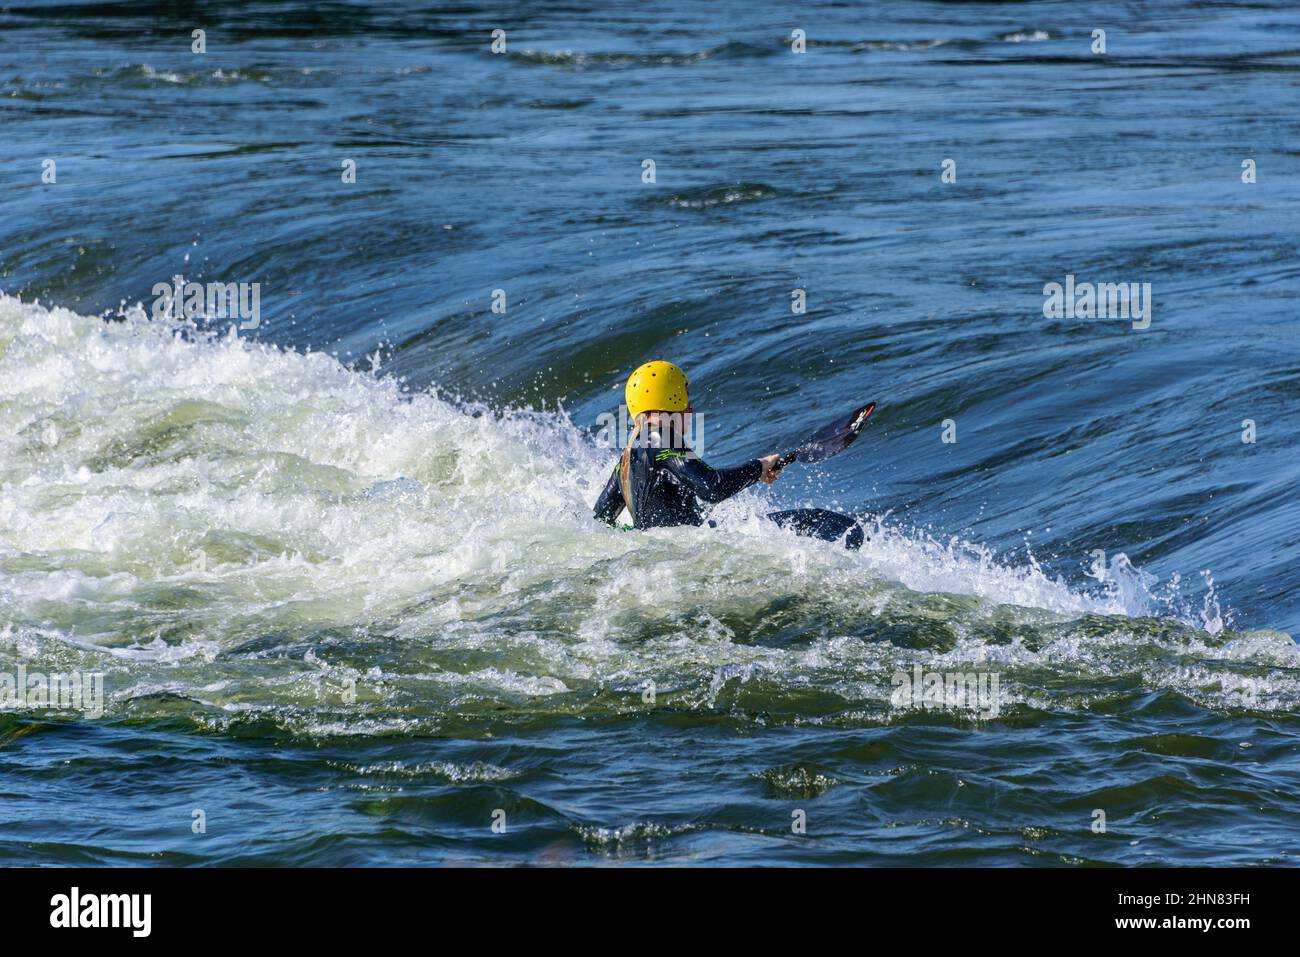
[1,294,1290,725]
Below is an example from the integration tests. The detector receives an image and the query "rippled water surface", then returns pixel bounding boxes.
[1,1,1299,865]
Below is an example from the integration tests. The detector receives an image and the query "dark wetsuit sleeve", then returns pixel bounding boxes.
[662,455,762,504]
[592,465,624,525]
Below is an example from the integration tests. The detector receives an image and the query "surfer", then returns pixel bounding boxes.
[592,361,865,549]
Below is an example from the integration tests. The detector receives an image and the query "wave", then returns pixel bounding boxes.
[0,294,1291,737]
[509,41,770,71]
[649,183,781,210]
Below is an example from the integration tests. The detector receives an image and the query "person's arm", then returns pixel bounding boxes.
[592,464,625,525]
[660,451,772,503]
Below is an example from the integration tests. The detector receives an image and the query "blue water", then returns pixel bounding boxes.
[1,0,1298,865]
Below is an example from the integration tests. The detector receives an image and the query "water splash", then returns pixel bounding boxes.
[0,294,1287,734]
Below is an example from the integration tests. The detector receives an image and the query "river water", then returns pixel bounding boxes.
[1,0,1298,865]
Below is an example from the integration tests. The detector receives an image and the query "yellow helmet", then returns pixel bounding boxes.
[625,360,689,417]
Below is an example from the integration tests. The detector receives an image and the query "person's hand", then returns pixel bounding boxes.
[758,454,783,484]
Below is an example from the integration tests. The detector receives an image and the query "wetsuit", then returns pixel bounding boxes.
[592,423,864,549]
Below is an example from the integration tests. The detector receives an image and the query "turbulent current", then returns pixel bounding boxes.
[3,0,1299,865]
[2,295,1296,865]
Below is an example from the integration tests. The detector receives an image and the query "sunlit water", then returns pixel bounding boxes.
[1,1,1298,865]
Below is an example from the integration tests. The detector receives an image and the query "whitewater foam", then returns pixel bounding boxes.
[0,294,1282,726]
